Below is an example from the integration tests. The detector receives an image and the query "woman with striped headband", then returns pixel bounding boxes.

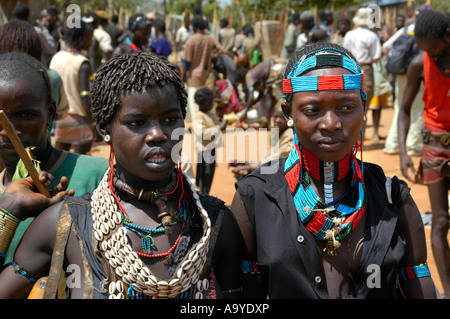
[231,42,438,298]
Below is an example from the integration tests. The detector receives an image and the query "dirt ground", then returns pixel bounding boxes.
[89,105,449,296]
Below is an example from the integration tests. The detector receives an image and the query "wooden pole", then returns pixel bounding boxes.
[0,111,50,197]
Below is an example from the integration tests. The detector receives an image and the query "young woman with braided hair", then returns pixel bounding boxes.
[0,52,245,299]
[231,42,438,298]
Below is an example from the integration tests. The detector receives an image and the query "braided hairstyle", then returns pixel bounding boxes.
[0,19,42,60]
[91,51,188,128]
[283,42,361,106]
[415,10,450,39]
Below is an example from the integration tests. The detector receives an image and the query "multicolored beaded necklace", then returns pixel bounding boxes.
[107,145,188,259]
[284,130,367,255]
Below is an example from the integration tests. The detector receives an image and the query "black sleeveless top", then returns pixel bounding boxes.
[236,158,411,299]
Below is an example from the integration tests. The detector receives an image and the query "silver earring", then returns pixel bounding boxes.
[104,134,111,142]
[287,118,294,127]
[363,115,367,121]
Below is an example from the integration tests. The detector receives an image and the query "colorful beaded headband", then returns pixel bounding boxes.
[282,49,366,100]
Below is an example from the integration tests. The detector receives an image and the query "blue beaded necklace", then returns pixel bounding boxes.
[122,199,188,253]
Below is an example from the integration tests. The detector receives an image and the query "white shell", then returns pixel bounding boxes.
[116,292,124,299]
[147,275,157,286]
[136,273,146,285]
[169,278,180,288]
[115,267,123,277]
[115,280,124,293]
[131,283,143,293]
[181,259,192,271]
[122,274,132,285]
[118,227,127,237]
[108,282,116,294]
[196,280,203,291]
[109,258,117,268]
[157,281,169,290]
[143,289,157,296]
[113,211,121,224]
[141,266,151,277]
[119,236,128,246]
[195,291,203,299]
[101,241,108,251]
[94,229,103,241]
[202,278,209,291]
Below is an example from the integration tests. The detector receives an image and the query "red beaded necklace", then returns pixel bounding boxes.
[107,145,187,259]
[302,147,352,183]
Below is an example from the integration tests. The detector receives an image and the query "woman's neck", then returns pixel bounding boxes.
[114,163,174,191]
[301,147,353,206]
[301,147,352,183]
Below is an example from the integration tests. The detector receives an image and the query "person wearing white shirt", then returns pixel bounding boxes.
[343,7,382,125]
[176,15,193,60]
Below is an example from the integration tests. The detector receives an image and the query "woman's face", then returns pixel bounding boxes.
[0,78,53,170]
[133,23,151,47]
[109,85,185,186]
[284,67,365,162]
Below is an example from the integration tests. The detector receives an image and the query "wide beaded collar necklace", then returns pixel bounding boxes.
[91,168,211,299]
[284,141,367,256]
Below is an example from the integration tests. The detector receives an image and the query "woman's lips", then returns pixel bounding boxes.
[147,154,168,164]
[318,140,343,151]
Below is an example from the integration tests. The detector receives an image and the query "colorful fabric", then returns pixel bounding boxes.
[282,49,366,100]
[419,137,450,184]
[422,52,450,131]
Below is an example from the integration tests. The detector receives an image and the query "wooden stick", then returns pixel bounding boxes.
[0,110,50,197]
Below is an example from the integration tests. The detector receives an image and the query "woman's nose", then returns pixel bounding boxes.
[144,124,168,144]
[319,111,342,131]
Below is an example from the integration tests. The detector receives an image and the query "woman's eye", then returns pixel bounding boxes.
[127,120,145,127]
[341,104,356,112]
[301,107,320,115]
[163,116,179,124]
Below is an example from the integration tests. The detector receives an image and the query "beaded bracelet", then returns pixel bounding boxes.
[0,207,20,255]
[241,260,260,275]
[9,260,37,283]
[400,263,431,281]
[222,287,241,294]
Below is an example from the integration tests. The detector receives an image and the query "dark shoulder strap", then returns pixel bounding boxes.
[43,202,72,299]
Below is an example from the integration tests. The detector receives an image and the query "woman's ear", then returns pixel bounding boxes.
[97,122,111,144]
[281,100,292,120]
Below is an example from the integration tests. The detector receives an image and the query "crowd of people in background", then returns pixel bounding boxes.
[0,1,449,300]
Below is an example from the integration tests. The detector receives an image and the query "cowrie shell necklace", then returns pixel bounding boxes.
[91,168,211,299]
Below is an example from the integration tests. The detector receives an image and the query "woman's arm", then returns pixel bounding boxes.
[0,201,64,298]
[397,186,438,299]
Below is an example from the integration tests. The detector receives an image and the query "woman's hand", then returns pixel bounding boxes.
[0,171,75,221]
